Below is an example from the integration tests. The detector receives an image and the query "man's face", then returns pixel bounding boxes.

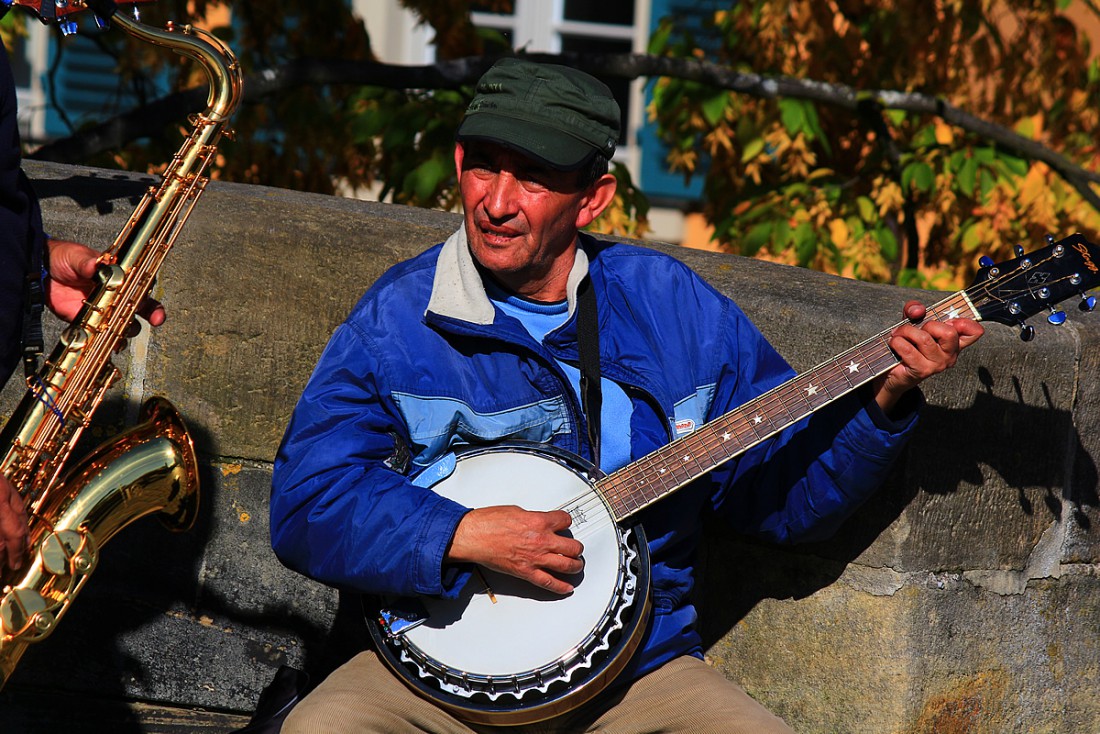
[456,141,609,301]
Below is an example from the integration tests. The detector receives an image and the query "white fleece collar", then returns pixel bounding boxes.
[426,226,591,325]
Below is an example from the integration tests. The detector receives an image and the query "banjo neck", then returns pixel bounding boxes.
[594,290,980,522]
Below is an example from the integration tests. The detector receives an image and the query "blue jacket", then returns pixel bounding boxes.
[270,227,918,680]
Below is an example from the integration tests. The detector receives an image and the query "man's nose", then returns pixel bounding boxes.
[484,172,519,219]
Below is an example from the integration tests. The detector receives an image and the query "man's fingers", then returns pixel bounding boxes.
[137,297,167,327]
[541,550,584,576]
[0,479,27,572]
[531,570,576,595]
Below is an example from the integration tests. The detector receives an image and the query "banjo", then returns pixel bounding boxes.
[369,234,1100,725]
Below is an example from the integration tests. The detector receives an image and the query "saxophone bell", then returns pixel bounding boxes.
[0,397,199,686]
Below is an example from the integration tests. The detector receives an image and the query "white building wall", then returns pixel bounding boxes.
[351,0,434,65]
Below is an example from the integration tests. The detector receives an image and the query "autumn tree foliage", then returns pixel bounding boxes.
[16,1,1100,287]
[648,1,1100,287]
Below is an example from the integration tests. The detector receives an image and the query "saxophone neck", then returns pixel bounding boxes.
[109,11,244,123]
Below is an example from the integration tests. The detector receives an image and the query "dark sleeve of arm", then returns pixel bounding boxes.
[0,43,45,387]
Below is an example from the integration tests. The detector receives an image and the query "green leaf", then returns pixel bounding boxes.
[973,146,995,163]
[885,109,907,126]
[846,216,865,239]
[411,154,450,203]
[958,156,978,197]
[702,92,729,127]
[742,221,774,257]
[774,219,792,251]
[978,168,996,200]
[802,102,831,154]
[779,99,805,135]
[856,196,876,222]
[741,137,765,163]
[793,222,816,264]
[912,126,937,148]
[902,161,934,193]
[1014,117,1036,139]
[960,221,982,252]
[897,268,924,288]
[996,152,1028,177]
[785,182,810,198]
[648,19,673,54]
[876,227,898,261]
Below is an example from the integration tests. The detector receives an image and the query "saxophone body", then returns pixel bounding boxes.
[0,6,243,686]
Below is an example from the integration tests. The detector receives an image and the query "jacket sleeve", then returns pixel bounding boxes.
[0,43,45,388]
[707,299,919,544]
[270,321,470,597]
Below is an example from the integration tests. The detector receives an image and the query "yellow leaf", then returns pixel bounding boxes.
[829,218,850,248]
[934,123,954,145]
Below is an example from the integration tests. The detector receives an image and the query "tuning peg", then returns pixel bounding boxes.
[1081,294,1097,312]
[978,255,995,268]
[1046,234,1056,245]
[1019,324,1036,341]
[1047,308,1068,326]
[1014,244,1026,257]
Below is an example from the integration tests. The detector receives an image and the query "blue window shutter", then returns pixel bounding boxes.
[639,0,727,203]
[44,32,167,139]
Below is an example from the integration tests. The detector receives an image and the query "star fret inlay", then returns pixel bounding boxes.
[805,384,819,397]
[847,361,860,373]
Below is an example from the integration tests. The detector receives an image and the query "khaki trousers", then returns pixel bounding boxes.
[281,650,796,734]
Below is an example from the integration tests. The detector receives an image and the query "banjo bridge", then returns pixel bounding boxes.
[565,503,588,525]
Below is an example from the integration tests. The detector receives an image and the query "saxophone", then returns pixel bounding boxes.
[0,3,243,687]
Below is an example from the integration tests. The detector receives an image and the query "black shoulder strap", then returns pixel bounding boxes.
[577,276,601,469]
[21,230,45,378]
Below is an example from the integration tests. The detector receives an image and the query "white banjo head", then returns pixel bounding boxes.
[370,444,651,726]
[409,448,622,675]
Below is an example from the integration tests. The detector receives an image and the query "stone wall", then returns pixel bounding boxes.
[0,161,1096,733]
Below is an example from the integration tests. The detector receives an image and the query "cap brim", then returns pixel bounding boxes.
[456,113,597,171]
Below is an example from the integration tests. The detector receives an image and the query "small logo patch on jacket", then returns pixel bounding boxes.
[674,418,696,435]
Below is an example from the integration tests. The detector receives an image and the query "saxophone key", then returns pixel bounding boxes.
[40,529,96,578]
[59,326,89,349]
[0,588,53,640]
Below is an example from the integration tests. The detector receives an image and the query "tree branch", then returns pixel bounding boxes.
[27,52,1100,213]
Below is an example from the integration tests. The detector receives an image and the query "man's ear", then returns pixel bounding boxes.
[454,143,465,175]
[575,173,618,230]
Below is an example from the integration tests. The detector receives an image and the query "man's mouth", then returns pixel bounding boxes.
[477,221,523,244]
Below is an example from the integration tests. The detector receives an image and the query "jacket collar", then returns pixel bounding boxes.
[426,225,591,325]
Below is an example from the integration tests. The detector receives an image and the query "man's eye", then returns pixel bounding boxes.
[519,172,549,187]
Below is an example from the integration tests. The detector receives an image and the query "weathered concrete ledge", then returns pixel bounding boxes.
[0,160,1096,733]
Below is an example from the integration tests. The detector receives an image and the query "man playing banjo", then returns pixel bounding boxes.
[270,59,982,732]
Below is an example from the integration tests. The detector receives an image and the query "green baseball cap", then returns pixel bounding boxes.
[456,58,620,171]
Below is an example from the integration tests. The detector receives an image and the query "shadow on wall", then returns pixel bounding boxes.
[31,172,151,214]
[698,365,1096,648]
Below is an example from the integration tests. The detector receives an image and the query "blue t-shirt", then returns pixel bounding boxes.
[489,286,633,474]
